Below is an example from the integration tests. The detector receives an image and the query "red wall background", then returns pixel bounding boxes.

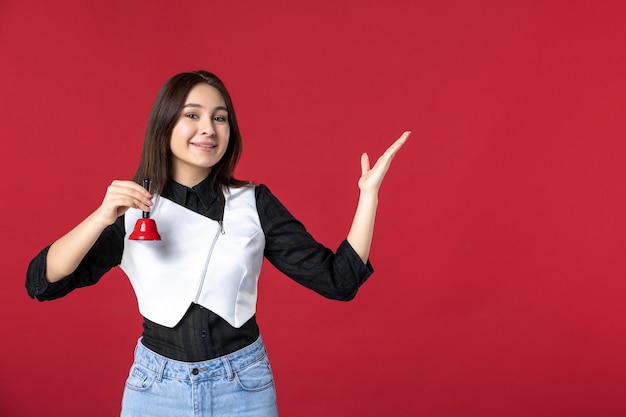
[2,1,626,416]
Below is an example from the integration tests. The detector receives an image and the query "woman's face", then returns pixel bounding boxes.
[169,83,230,186]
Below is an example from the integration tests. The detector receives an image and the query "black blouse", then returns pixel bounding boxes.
[26,178,373,362]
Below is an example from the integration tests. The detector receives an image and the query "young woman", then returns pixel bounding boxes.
[26,70,409,416]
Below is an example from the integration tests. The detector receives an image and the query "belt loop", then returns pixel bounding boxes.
[221,357,234,381]
[156,356,166,382]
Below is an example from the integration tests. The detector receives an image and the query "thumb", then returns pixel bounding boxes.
[360,153,370,176]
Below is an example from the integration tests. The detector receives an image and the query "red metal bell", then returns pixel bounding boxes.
[129,179,161,241]
[129,218,161,240]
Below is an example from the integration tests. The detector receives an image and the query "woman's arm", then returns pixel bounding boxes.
[45,180,153,282]
[347,131,410,263]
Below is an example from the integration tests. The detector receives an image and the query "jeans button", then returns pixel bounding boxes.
[192,368,199,375]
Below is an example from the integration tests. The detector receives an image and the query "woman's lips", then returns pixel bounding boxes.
[191,142,216,151]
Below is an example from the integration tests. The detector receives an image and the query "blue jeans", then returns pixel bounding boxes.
[121,336,278,417]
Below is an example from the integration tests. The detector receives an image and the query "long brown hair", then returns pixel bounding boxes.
[133,70,248,196]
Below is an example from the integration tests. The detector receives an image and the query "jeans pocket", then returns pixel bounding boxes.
[234,359,274,392]
[125,365,157,392]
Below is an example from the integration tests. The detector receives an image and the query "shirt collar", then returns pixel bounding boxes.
[165,176,219,212]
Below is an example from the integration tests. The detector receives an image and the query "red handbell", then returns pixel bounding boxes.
[129,179,161,241]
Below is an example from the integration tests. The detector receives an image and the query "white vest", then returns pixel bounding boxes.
[120,186,265,328]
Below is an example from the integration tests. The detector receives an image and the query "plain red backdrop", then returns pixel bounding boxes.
[2,1,626,416]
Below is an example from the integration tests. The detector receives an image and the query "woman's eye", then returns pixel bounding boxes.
[214,115,227,123]
[185,113,199,119]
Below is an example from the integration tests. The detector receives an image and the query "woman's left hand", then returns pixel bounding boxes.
[358,131,410,194]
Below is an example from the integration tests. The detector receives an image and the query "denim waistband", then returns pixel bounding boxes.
[133,335,267,381]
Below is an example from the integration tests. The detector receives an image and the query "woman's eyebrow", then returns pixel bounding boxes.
[183,103,228,112]
[183,103,204,109]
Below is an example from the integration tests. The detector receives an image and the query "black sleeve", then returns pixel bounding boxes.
[255,184,373,301]
[25,216,126,301]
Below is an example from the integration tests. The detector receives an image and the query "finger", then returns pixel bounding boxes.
[105,182,153,210]
[368,131,411,174]
[110,180,153,197]
[360,153,371,175]
[109,181,153,204]
[104,194,148,212]
[370,133,409,172]
[383,131,411,159]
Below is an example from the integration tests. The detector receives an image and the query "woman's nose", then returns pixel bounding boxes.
[201,118,216,136]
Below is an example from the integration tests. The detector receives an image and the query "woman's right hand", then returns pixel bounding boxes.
[45,180,153,282]
[94,180,154,226]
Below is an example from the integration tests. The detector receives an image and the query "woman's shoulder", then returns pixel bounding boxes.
[251,183,277,201]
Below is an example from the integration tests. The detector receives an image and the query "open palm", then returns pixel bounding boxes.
[358,131,410,193]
